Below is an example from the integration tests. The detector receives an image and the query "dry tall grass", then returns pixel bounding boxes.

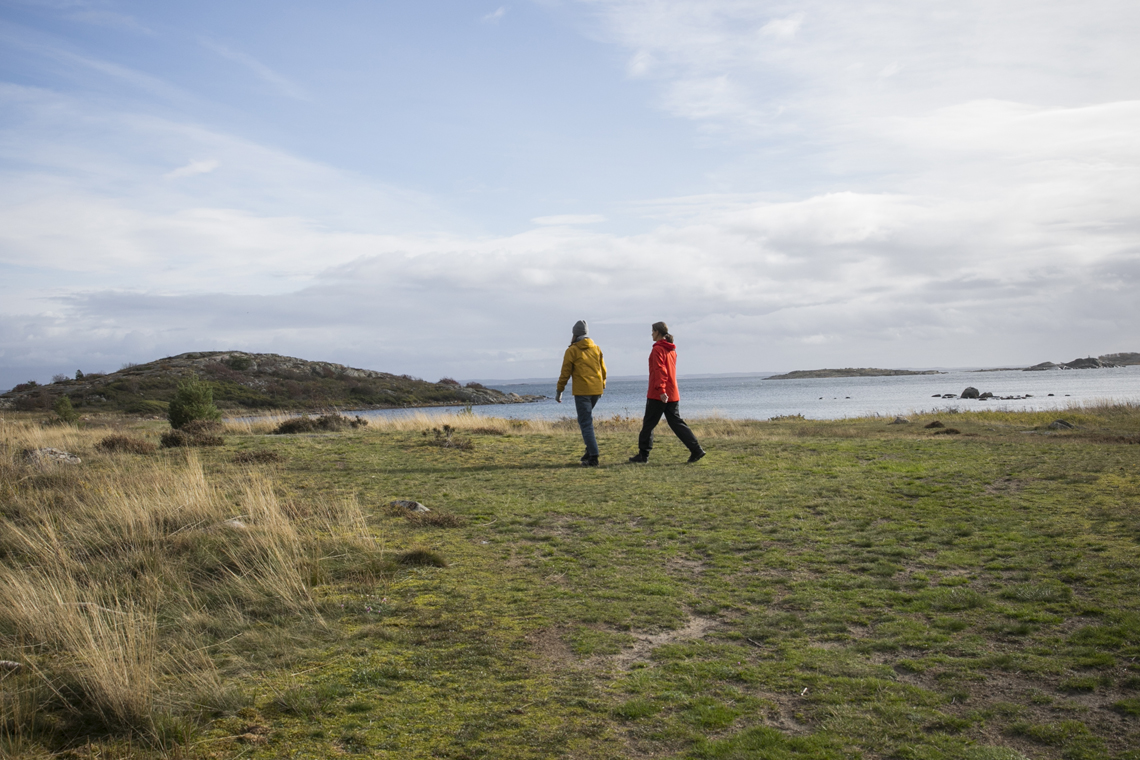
[0,417,383,749]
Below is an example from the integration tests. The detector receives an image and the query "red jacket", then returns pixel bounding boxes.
[647,340,680,401]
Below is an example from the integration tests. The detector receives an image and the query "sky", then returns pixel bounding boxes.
[1,0,1138,390]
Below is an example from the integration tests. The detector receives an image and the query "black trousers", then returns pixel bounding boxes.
[638,399,701,454]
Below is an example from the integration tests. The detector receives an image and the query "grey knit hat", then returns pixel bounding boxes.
[572,319,588,343]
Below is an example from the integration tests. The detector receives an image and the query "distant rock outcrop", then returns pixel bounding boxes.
[1024,353,1136,371]
[765,368,943,380]
[1100,352,1140,366]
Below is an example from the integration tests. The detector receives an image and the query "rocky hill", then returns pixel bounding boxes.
[0,351,541,415]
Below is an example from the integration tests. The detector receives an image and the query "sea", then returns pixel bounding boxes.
[352,365,1140,423]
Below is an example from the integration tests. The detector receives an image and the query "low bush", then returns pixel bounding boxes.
[273,414,368,435]
[97,435,157,454]
[181,419,222,436]
[160,430,224,448]
[53,395,79,424]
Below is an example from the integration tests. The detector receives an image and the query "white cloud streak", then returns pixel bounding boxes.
[199,39,309,100]
[164,159,220,179]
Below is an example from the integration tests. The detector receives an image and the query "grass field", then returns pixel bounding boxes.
[2,404,1139,759]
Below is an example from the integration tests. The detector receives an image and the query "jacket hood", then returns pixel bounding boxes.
[653,339,675,353]
[572,337,597,349]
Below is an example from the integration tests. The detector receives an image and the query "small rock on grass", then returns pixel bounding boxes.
[1049,419,1075,430]
[21,447,80,465]
[888,417,910,424]
[390,499,430,513]
[0,660,23,673]
[925,420,945,429]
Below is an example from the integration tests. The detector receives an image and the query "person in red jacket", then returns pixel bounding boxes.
[628,321,705,464]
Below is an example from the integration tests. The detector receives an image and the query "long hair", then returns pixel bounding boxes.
[652,321,674,343]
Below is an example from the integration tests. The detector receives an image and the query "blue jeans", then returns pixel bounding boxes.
[574,394,601,458]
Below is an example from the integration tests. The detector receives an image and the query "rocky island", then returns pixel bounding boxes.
[1022,352,1139,370]
[765,368,944,380]
[0,351,542,415]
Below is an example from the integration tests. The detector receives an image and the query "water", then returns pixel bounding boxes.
[351,365,1140,423]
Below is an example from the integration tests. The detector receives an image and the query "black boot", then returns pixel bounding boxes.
[628,451,649,463]
[582,455,599,467]
[687,449,706,463]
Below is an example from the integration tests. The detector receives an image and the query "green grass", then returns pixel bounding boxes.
[3,405,1140,758]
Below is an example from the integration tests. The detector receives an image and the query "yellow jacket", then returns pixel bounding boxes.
[557,338,607,396]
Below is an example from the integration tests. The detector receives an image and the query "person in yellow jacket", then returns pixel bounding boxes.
[556,319,607,467]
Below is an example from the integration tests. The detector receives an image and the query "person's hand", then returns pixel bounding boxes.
[556,391,563,403]
[660,393,669,403]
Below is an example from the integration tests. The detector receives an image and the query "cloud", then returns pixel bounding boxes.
[2,0,1139,387]
[579,0,1140,139]
[164,159,220,179]
[199,39,309,100]
[759,14,803,39]
[627,50,653,77]
[64,9,152,34]
[483,6,507,23]
[531,214,607,225]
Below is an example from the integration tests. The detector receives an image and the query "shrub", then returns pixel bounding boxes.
[273,415,367,435]
[465,381,485,389]
[168,377,221,430]
[437,377,460,386]
[181,419,222,436]
[160,430,191,448]
[52,374,69,384]
[52,395,79,424]
[97,435,158,454]
[160,430,224,448]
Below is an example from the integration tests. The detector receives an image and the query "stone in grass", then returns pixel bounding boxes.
[1048,419,1075,430]
[933,428,962,435]
[960,387,981,399]
[888,417,910,424]
[0,660,23,673]
[925,420,945,429]
[390,499,430,513]
[21,447,81,466]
